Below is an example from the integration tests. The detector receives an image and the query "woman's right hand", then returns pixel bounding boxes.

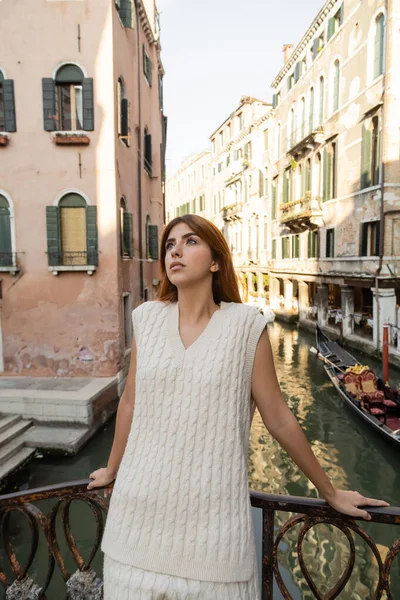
[87,467,116,499]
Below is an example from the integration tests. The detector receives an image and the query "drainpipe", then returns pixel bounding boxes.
[134,0,144,301]
[374,0,389,351]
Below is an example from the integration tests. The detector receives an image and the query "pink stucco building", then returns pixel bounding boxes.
[0,0,166,379]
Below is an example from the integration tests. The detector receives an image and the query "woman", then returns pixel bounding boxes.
[88,215,388,599]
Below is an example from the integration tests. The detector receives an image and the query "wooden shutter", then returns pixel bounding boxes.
[309,87,314,132]
[42,78,57,131]
[120,0,133,27]
[283,171,289,203]
[82,78,94,131]
[0,207,12,266]
[374,15,384,79]
[333,63,340,111]
[312,38,319,59]
[327,17,335,41]
[272,94,277,109]
[259,170,264,197]
[86,206,98,266]
[271,182,277,220]
[121,98,129,138]
[339,2,344,25]
[323,148,332,201]
[361,124,372,189]
[360,223,368,256]
[374,221,381,256]
[145,133,152,173]
[3,80,16,132]
[123,211,133,258]
[148,224,159,260]
[46,206,61,266]
[294,62,300,83]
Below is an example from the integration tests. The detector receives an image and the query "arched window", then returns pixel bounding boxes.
[275,122,281,160]
[361,115,381,188]
[319,76,324,126]
[120,198,133,258]
[56,65,84,131]
[144,127,152,175]
[323,142,338,201]
[300,97,306,139]
[0,70,16,133]
[315,152,322,197]
[42,65,93,132]
[0,194,12,266]
[115,0,134,28]
[146,215,159,260]
[46,193,98,267]
[118,77,130,146]
[374,13,385,79]
[332,60,340,112]
[305,158,312,195]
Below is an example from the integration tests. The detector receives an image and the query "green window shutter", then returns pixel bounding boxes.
[0,207,12,266]
[309,87,314,132]
[361,124,372,189]
[374,14,385,79]
[259,170,264,197]
[123,211,133,258]
[121,98,129,137]
[361,223,368,256]
[327,17,335,41]
[323,148,332,201]
[82,78,94,131]
[283,172,289,203]
[3,80,16,132]
[339,2,344,25]
[272,94,277,108]
[120,0,133,27]
[42,78,57,131]
[294,62,300,83]
[86,205,98,266]
[271,183,277,219]
[312,38,319,60]
[148,224,159,260]
[333,63,340,111]
[272,239,276,259]
[375,221,381,256]
[46,206,61,266]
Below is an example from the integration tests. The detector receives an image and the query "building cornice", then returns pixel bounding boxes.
[137,0,158,47]
[209,96,270,139]
[271,0,337,89]
[166,150,210,182]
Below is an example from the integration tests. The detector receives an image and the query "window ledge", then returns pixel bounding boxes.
[51,132,90,146]
[48,265,97,276]
[0,266,20,275]
[0,133,10,146]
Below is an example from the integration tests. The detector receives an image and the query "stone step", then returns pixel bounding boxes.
[0,447,36,481]
[0,438,25,466]
[0,414,21,434]
[0,420,32,449]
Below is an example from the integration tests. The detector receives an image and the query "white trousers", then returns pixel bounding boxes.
[103,554,260,600]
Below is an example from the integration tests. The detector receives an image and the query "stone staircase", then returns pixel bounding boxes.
[0,415,36,481]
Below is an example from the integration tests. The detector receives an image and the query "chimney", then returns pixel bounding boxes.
[283,44,294,64]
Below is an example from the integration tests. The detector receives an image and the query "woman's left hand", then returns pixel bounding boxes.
[325,489,390,520]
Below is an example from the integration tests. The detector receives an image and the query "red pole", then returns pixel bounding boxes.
[383,323,389,384]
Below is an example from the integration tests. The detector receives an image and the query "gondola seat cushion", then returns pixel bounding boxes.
[343,372,360,397]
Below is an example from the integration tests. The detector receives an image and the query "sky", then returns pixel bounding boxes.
[157,0,324,176]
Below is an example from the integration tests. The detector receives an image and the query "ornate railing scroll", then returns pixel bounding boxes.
[0,482,398,599]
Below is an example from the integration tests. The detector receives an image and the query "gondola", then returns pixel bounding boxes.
[316,326,400,447]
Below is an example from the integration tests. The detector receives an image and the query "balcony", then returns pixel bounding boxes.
[0,252,19,275]
[280,195,323,232]
[0,481,398,599]
[288,125,324,157]
[48,251,98,276]
[221,202,243,222]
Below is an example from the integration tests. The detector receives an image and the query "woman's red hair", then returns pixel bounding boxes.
[158,215,242,304]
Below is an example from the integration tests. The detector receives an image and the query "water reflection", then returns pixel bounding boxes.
[249,321,400,599]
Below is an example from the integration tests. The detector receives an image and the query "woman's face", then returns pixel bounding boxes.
[164,222,218,289]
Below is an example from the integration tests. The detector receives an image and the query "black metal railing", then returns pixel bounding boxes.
[0,482,398,599]
[0,253,17,268]
[47,251,98,267]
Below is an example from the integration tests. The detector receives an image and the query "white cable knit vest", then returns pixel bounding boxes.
[101,300,267,583]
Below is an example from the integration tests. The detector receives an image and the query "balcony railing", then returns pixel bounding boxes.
[280,195,323,232]
[0,481,398,599]
[221,202,243,222]
[47,251,98,267]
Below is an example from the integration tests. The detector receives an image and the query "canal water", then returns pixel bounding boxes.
[1,321,399,599]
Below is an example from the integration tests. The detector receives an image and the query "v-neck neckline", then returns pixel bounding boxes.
[166,301,230,363]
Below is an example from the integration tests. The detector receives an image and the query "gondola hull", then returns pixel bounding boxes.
[316,326,400,448]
